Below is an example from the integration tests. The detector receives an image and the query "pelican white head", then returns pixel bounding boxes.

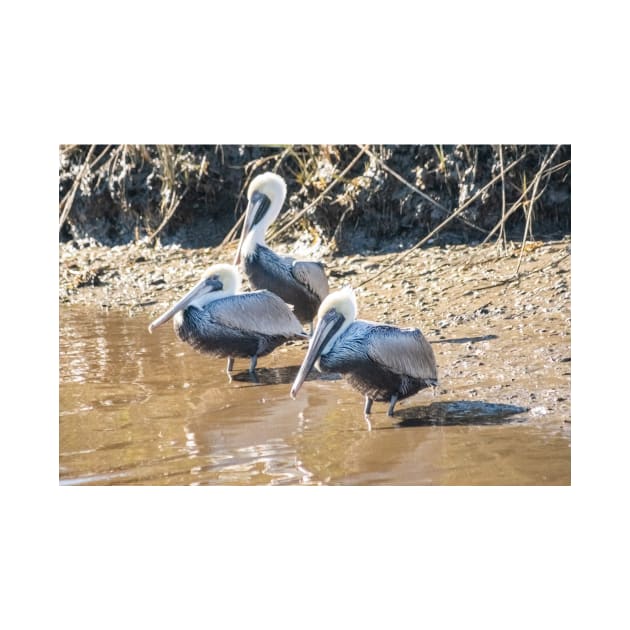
[290,286,358,398]
[234,172,287,263]
[148,263,241,333]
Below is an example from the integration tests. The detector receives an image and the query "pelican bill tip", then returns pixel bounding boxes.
[148,317,164,333]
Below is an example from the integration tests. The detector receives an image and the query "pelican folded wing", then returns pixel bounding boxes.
[210,291,305,338]
[291,260,329,302]
[366,326,437,383]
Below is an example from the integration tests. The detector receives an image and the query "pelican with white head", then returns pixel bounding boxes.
[149,263,305,375]
[291,286,437,418]
[233,172,329,329]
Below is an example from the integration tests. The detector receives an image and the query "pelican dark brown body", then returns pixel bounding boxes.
[149,264,306,374]
[291,287,437,416]
[234,172,329,330]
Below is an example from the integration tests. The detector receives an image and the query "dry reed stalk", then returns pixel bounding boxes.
[146,145,188,243]
[460,151,569,271]
[361,145,488,235]
[514,145,562,275]
[497,144,507,253]
[59,144,96,232]
[59,145,113,208]
[460,181,547,271]
[460,146,567,274]
[271,146,293,174]
[90,144,113,171]
[354,151,529,289]
[147,191,186,243]
[220,214,245,248]
[265,145,368,244]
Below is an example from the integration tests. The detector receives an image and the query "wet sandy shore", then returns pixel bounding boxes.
[59,236,571,431]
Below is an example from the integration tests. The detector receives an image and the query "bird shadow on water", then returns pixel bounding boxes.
[394,400,528,428]
[229,366,342,386]
[432,334,498,345]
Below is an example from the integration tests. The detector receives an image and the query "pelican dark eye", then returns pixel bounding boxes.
[205,276,223,291]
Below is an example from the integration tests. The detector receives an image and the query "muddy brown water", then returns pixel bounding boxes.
[59,305,570,485]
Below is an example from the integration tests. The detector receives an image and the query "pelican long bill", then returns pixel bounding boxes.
[289,286,437,417]
[148,263,305,378]
[234,191,270,265]
[290,308,344,399]
[148,277,222,333]
[232,173,329,327]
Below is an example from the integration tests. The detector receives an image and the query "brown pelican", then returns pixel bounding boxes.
[290,287,438,416]
[148,264,306,375]
[234,172,329,330]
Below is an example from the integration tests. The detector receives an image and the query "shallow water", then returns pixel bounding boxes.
[59,306,570,485]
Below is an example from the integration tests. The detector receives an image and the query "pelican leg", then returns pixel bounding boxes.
[364,396,373,415]
[249,355,258,373]
[226,357,234,373]
[387,394,399,417]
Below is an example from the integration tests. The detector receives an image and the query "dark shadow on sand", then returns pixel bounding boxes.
[432,334,498,345]
[394,400,528,427]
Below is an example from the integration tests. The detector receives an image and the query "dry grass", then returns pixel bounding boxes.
[59,145,570,264]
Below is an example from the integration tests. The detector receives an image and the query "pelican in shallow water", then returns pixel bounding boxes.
[290,287,438,416]
[148,264,306,375]
[234,172,329,329]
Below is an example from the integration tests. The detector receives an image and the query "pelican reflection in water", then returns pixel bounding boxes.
[234,172,329,331]
[290,287,438,416]
[148,264,306,375]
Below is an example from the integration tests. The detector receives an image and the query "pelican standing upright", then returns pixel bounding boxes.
[234,172,329,331]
